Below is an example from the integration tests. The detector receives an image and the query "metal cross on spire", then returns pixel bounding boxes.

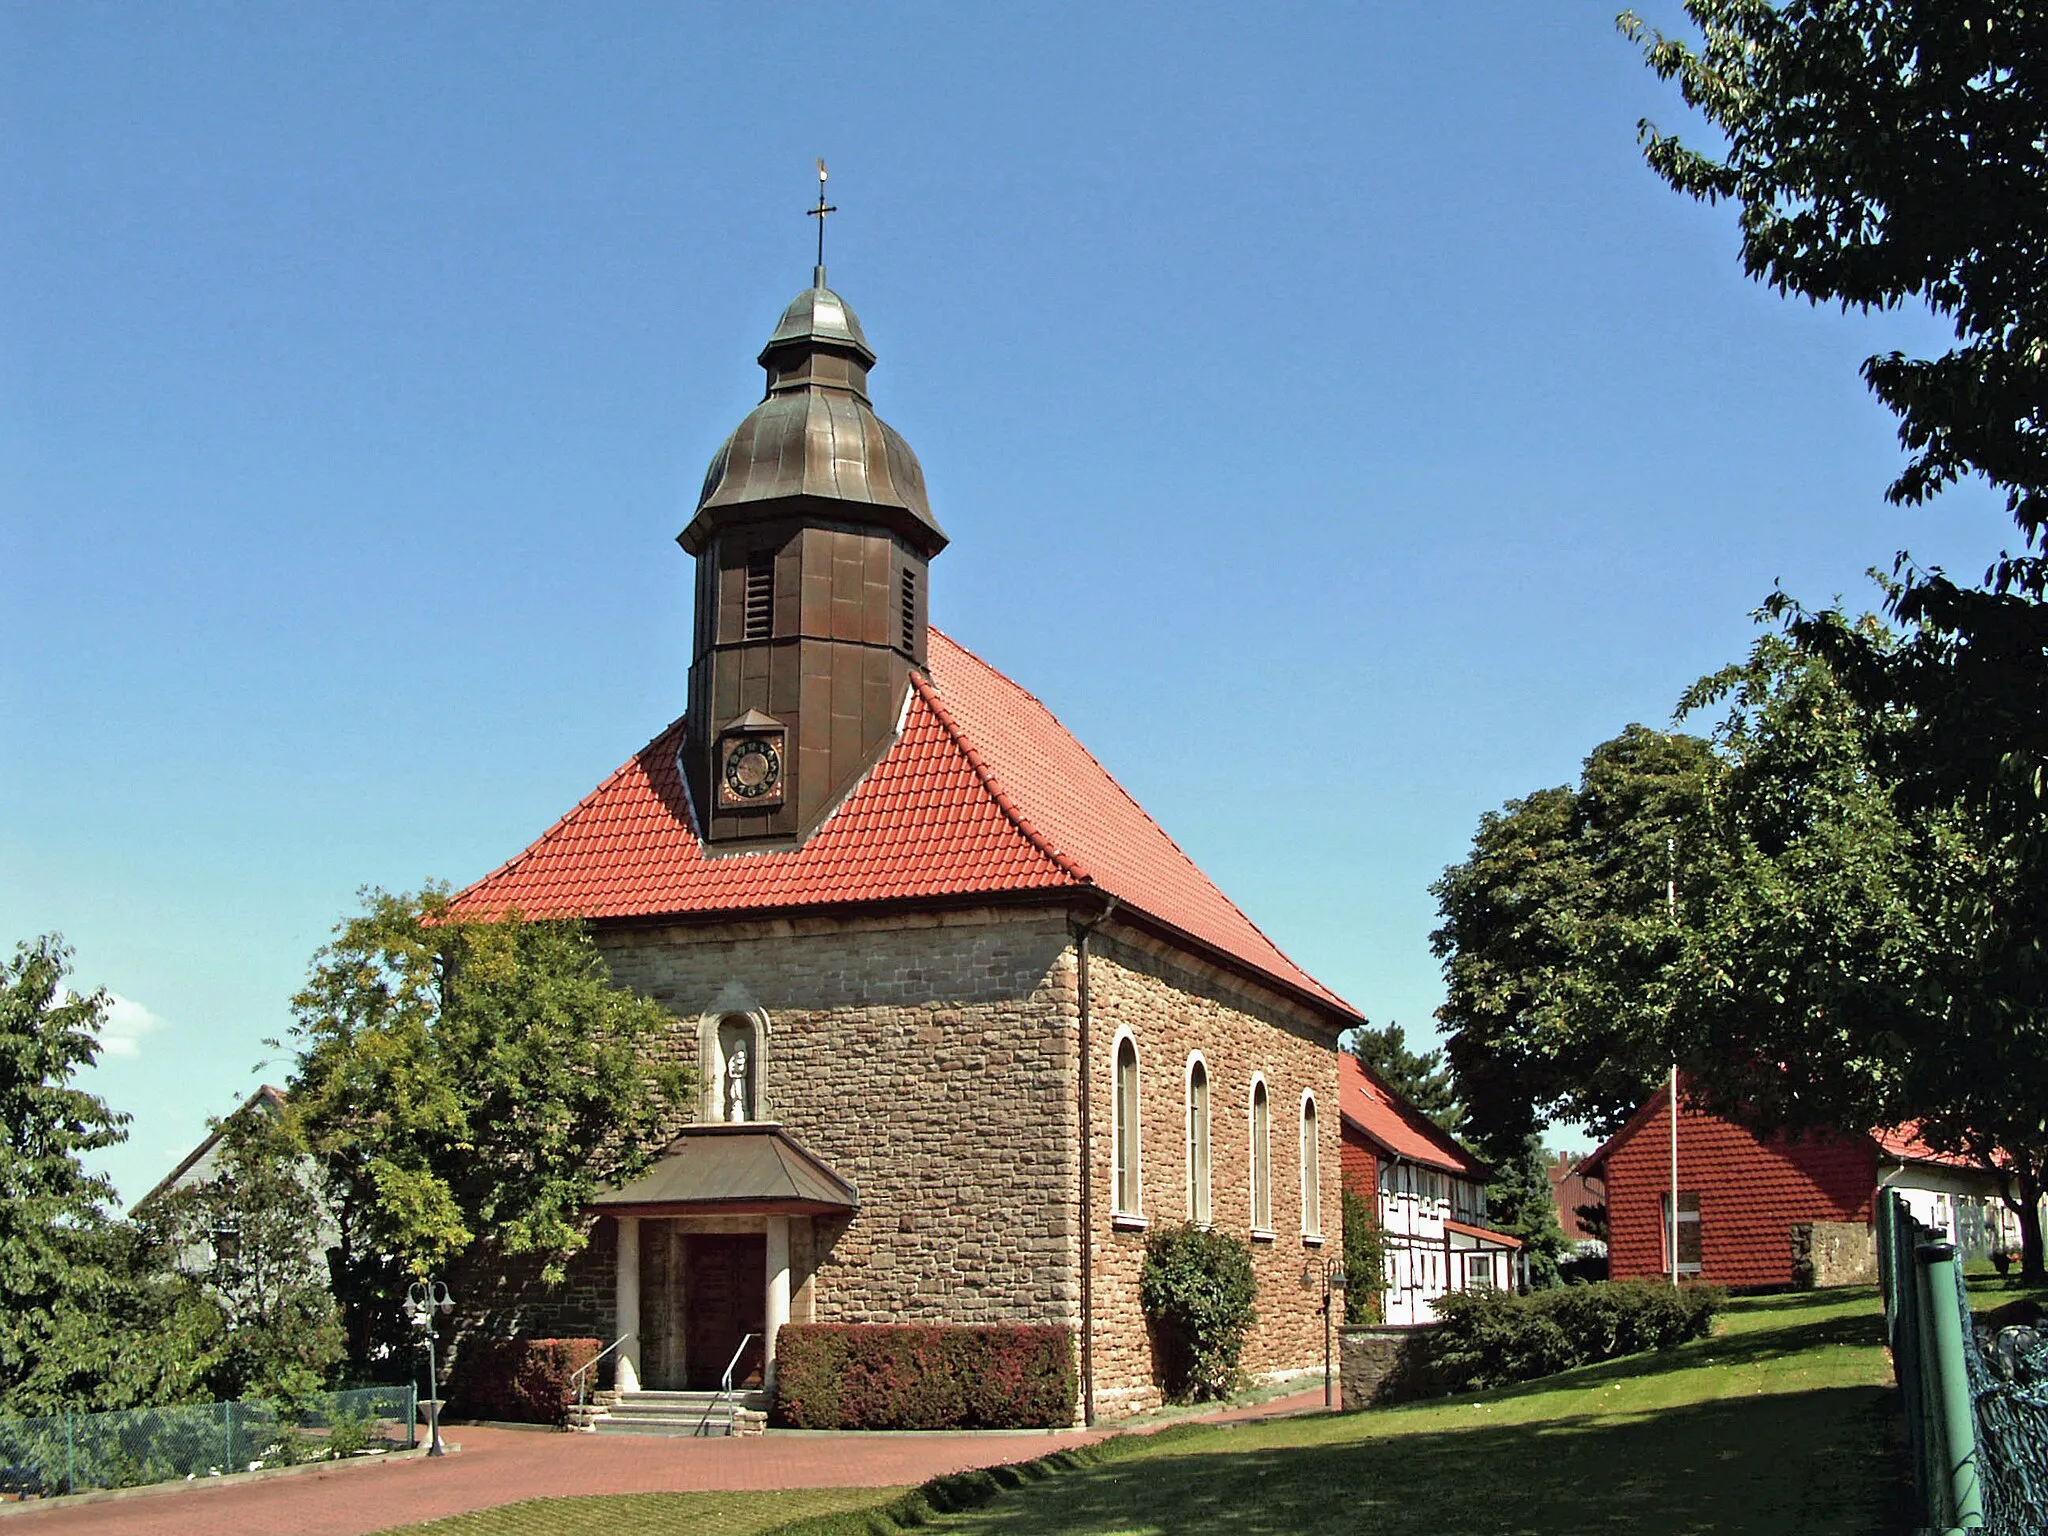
[807,159,836,287]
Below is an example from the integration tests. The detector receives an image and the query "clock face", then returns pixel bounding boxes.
[721,735,782,803]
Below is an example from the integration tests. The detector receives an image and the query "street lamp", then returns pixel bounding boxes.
[406,1279,456,1457]
[1301,1256,1347,1409]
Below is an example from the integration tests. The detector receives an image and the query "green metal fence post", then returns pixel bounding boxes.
[1918,1241,1984,1531]
[64,1412,74,1495]
[223,1400,233,1475]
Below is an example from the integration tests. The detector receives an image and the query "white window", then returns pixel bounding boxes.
[1113,1033,1141,1218]
[1300,1093,1321,1236]
[1463,1252,1495,1290]
[1250,1077,1272,1233]
[1186,1055,1211,1226]
[1661,1191,1702,1275]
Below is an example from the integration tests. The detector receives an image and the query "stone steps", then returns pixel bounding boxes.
[582,1389,769,1437]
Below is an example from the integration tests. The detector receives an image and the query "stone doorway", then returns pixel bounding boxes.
[634,1225,768,1391]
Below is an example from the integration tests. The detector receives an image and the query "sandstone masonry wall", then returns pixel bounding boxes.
[1081,926,1345,1416]
[595,906,1080,1327]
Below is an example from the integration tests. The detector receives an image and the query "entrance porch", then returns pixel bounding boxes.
[593,1124,858,1395]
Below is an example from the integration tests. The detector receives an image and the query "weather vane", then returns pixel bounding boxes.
[808,158,836,287]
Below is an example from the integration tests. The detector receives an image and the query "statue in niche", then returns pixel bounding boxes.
[725,1042,750,1123]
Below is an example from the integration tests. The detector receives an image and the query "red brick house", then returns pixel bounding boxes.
[1580,1077,2020,1288]
[447,274,1361,1422]
[1338,1054,1520,1323]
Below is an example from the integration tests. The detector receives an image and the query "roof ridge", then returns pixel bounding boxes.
[910,657,1085,886]
[459,716,690,910]
[930,627,1337,994]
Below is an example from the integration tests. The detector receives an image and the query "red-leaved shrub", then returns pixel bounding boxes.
[451,1337,601,1424]
[772,1324,1075,1429]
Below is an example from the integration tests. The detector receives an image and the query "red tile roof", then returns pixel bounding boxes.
[1337,1053,1484,1177]
[1445,1217,1522,1249]
[450,630,1357,1022]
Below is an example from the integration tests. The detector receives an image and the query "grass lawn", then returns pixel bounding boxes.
[374,1486,908,1535]
[376,1288,1907,1536]
[923,1288,1904,1536]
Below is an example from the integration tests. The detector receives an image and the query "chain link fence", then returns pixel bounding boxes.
[1880,1189,2048,1535]
[0,1384,416,1498]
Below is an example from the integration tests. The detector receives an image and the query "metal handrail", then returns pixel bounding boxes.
[571,1332,637,1411]
[693,1332,758,1437]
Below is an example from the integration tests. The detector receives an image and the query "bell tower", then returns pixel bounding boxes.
[678,272,946,848]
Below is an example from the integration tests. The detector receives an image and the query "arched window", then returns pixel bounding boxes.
[1300,1093,1321,1236]
[1113,1034,1141,1217]
[1250,1077,1272,1233]
[1186,1056,1211,1226]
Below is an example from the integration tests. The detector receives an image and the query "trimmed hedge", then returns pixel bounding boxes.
[450,1337,601,1424]
[1420,1281,1725,1394]
[772,1323,1076,1429]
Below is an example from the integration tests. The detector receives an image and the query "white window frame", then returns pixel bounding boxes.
[1661,1191,1703,1275]
[1249,1073,1273,1238]
[1111,1027,1143,1224]
[1299,1090,1322,1238]
[1185,1052,1211,1228]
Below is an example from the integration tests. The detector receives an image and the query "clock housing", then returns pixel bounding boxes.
[713,710,787,812]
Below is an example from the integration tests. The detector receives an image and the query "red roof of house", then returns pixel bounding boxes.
[1445,1217,1522,1249]
[449,629,1357,1023]
[1579,1083,1996,1180]
[1337,1053,1484,1177]
[1872,1123,1991,1172]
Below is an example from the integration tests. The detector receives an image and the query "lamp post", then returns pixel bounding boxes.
[406,1279,456,1457]
[1301,1256,1347,1409]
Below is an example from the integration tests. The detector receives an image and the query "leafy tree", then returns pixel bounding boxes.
[1469,1133,1572,1291]
[143,1103,346,1403]
[0,936,220,1413]
[1431,727,1719,1143]
[1343,1021,1461,1131]
[1623,2,2048,549]
[1624,2,2048,1278]
[289,888,693,1365]
[1681,624,2048,1277]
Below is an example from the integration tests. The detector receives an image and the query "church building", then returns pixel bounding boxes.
[449,261,1362,1421]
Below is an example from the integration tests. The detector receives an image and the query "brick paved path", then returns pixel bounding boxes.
[2,1390,1322,1536]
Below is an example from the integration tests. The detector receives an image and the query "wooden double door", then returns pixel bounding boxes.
[640,1225,766,1391]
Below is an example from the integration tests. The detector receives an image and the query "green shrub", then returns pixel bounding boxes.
[1427,1280,1725,1392]
[449,1337,600,1424]
[1138,1224,1258,1403]
[1341,1184,1386,1325]
[771,1324,1075,1430]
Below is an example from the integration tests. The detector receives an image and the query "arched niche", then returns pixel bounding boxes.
[697,998,772,1123]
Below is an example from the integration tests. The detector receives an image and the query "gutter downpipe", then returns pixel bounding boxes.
[1073,895,1119,1428]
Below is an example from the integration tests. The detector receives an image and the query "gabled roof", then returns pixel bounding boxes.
[1337,1053,1485,1178]
[449,629,1358,1024]
[132,1084,289,1214]
[1576,1083,1996,1179]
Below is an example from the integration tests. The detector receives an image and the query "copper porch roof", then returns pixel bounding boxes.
[449,629,1356,1021]
[591,1124,858,1213]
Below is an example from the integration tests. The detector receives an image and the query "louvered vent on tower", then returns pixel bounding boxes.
[900,567,917,652]
[744,550,775,641]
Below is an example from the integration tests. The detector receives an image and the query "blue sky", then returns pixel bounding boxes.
[2,3,2018,1202]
